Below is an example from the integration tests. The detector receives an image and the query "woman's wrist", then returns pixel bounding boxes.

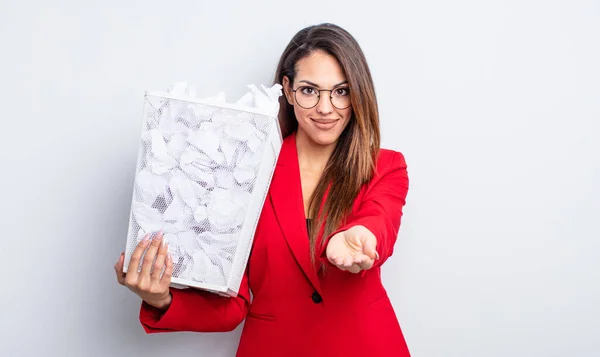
[146,292,172,311]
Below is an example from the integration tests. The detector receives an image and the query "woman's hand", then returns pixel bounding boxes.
[114,230,173,310]
[325,225,379,274]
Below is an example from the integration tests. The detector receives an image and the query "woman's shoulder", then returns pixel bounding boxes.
[361,147,409,196]
[375,148,408,173]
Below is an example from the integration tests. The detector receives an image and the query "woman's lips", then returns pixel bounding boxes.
[311,118,339,130]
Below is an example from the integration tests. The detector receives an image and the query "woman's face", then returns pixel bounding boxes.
[283,50,352,148]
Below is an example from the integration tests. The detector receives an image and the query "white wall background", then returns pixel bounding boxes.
[1,0,599,356]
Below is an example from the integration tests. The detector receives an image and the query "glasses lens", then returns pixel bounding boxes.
[295,86,319,108]
[331,88,351,109]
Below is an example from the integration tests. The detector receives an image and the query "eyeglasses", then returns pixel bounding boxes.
[291,85,352,110]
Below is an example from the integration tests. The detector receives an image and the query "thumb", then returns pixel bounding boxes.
[362,235,378,261]
[115,252,126,284]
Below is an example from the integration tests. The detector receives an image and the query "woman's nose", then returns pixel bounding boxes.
[316,94,334,115]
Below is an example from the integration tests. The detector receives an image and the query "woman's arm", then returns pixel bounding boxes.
[320,151,409,270]
[139,268,250,333]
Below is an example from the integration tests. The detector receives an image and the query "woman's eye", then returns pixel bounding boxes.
[301,87,317,95]
[335,88,349,96]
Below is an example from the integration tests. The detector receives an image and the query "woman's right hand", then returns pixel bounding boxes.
[114,230,174,310]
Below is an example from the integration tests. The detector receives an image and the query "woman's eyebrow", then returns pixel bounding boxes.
[298,80,349,88]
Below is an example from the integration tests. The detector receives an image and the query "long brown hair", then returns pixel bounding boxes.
[273,23,381,262]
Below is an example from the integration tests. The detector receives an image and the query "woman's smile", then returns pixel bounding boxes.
[311,118,339,130]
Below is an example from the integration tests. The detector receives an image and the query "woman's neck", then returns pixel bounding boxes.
[295,129,335,172]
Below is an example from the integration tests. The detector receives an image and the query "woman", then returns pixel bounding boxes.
[115,23,411,357]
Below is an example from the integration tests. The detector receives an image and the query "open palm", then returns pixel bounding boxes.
[325,225,379,273]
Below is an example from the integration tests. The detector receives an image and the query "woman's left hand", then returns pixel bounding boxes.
[325,225,379,273]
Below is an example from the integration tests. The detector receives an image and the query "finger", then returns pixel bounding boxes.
[331,252,348,267]
[342,254,354,268]
[348,263,362,274]
[114,252,126,285]
[126,233,151,283]
[361,235,378,260]
[327,252,345,270]
[352,253,369,265]
[151,239,169,283]
[160,253,174,288]
[352,252,374,270]
[140,231,164,281]
[358,256,374,271]
[325,249,336,264]
[327,254,342,268]
[335,264,349,272]
[326,245,344,266]
[333,255,345,266]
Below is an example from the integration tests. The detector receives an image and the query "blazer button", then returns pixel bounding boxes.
[311,291,323,304]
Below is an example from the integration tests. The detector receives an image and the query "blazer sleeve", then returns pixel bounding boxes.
[139,268,250,333]
[319,151,409,269]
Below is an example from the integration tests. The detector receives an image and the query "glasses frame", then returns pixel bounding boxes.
[291,85,352,110]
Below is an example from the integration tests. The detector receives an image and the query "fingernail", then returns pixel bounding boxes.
[375,251,380,260]
[142,233,150,242]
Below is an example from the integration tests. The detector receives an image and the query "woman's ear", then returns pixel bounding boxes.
[282,76,294,105]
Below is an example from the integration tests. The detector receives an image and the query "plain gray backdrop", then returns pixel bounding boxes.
[1,0,599,356]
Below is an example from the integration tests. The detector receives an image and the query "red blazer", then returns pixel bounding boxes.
[139,132,411,357]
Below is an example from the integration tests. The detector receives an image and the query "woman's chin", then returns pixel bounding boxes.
[308,131,341,147]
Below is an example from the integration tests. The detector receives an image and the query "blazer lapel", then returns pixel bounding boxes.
[269,132,322,295]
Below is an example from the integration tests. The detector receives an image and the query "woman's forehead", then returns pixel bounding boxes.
[295,51,347,87]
